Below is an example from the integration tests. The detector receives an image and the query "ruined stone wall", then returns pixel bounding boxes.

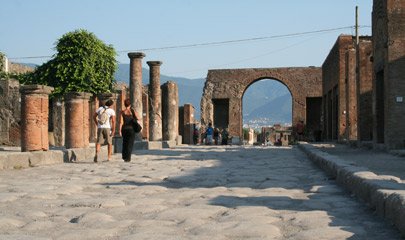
[322,35,355,141]
[0,79,21,145]
[201,67,322,140]
[373,0,405,149]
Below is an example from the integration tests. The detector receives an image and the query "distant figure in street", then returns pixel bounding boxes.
[93,99,116,163]
[221,128,229,145]
[213,128,220,145]
[205,123,214,145]
[193,126,199,145]
[296,120,305,141]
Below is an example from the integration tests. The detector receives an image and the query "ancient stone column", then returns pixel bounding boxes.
[65,92,91,149]
[183,103,195,144]
[52,97,65,147]
[142,86,149,141]
[162,81,179,141]
[114,87,124,137]
[128,52,145,128]
[20,85,54,152]
[147,61,163,141]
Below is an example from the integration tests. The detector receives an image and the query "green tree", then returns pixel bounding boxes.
[23,29,117,97]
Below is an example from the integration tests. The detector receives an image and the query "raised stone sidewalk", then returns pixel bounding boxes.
[299,142,405,237]
[0,144,109,170]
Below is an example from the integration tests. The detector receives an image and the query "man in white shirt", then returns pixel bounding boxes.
[93,99,116,162]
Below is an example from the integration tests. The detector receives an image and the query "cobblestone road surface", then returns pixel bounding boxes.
[0,145,401,239]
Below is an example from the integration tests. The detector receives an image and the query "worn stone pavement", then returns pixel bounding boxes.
[0,145,402,239]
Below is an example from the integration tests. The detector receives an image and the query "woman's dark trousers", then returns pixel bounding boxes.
[121,127,135,162]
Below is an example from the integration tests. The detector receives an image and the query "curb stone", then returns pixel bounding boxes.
[298,142,405,237]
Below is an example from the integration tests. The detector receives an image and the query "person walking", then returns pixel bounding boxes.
[120,99,141,162]
[93,99,116,162]
[205,123,214,145]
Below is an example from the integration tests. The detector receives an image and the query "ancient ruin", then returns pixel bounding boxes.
[201,67,322,143]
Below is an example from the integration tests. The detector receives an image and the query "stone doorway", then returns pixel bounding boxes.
[213,98,229,130]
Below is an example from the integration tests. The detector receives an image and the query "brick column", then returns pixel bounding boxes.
[142,86,149,141]
[20,85,54,152]
[345,48,358,141]
[162,81,179,141]
[88,96,99,143]
[128,52,145,129]
[147,61,163,141]
[65,92,91,149]
[183,103,195,144]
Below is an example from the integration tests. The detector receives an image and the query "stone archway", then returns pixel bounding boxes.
[200,67,322,140]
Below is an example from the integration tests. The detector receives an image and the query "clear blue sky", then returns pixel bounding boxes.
[1,0,373,79]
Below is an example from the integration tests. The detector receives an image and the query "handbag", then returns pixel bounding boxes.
[130,108,142,133]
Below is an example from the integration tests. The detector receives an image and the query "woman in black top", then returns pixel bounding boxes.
[120,99,141,162]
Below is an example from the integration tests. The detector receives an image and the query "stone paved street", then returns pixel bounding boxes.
[0,145,401,239]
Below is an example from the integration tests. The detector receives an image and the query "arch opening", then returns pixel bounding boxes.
[242,78,292,145]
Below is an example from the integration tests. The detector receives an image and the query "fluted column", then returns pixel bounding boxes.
[128,52,145,129]
[162,81,179,141]
[20,85,54,152]
[147,61,163,141]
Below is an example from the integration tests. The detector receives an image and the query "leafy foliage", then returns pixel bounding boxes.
[22,29,117,97]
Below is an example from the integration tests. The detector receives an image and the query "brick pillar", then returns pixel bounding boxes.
[183,104,194,144]
[65,92,91,149]
[162,81,179,141]
[345,48,358,141]
[128,52,145,129]
[142,86,149,141]
[20,85,53,152]
[89,96,99,143]
[147,61,163,141]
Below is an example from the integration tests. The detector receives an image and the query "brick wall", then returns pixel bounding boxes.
[322,35,355,141]
[373,0,405,149]
[357,39,373,141]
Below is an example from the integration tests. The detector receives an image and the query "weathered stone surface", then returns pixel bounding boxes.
[128,52,145,132]
[161,81,179,141]
[147,61,163,141]
[0,79,21,146]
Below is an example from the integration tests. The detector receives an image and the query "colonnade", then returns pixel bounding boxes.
[19,52,195,152]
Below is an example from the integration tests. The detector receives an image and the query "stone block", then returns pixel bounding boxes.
[162,140,177,148]
[147,141,163,150]
[3,153,30,170]
[176,135,182,145]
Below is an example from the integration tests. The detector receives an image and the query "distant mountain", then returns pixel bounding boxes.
[242,80,290,116]
[246,93,292,123]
